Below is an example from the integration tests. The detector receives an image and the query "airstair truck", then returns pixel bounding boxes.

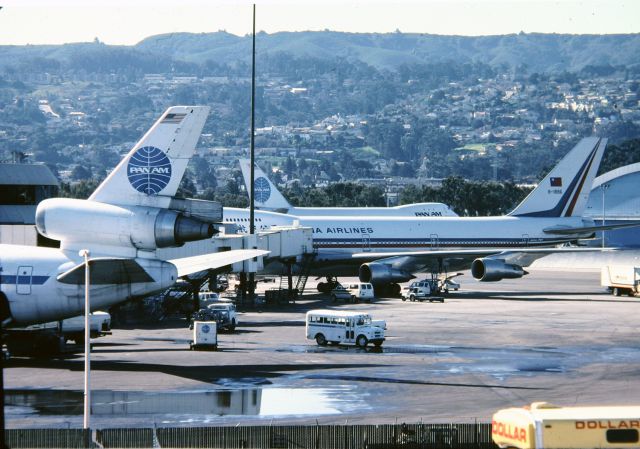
[601,265,640,297]
[492,402,640,449]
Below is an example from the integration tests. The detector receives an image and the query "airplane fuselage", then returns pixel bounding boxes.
[223,208,592,272]
[0,244,176,325]
[287,203,457,217]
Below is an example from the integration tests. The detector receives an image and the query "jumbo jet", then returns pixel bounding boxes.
[226,137,637,294]
[238,159,457,217]
[0,106,266,326]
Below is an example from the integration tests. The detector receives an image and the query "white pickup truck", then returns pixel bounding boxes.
[401,280,445,302]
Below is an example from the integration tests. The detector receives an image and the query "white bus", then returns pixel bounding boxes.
[305,309,385,348]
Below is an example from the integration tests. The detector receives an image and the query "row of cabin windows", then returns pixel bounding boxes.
[228,218,263,222]
[308,316,365,326]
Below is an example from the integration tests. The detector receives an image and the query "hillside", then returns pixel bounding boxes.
[0,31,638,73]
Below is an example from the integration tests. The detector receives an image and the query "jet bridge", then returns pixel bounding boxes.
[155,225,313,308]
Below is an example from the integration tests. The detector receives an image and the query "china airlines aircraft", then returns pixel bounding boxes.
[239,159,457,217]
[0,106,266,326]
[226,137,636,294]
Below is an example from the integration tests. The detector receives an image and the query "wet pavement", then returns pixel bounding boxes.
[5,268,640,427]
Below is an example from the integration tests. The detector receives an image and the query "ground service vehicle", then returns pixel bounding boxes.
[330,285,353,303]
[199,291,221,305]
[207,302,237,331]
[492,401,640,449]
[601,265,640,296]
[401,280,444,302]
[60,311,111,344]
[190,321,217,351]
[306,309,385,347]
[345,283,375,302]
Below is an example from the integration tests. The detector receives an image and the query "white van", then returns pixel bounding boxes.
[346,283,375,302]
[306,309,385,348]
[199,291,220,306]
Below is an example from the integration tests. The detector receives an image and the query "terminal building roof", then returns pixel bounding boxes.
[0,163,59,186]
[585,162,640,220]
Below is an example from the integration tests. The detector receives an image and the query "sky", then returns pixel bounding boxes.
[0,0,638,46]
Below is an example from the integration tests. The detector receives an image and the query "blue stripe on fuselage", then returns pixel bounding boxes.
[0,275,50,285]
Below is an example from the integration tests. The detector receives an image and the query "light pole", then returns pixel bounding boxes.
[79,249,91,430]
[601,183,610,249]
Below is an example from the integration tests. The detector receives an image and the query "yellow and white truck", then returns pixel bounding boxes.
[601,265,640,297]
[492,402,640,449]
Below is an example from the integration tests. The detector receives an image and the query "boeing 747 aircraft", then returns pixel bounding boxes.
[226,137,635,294]
[239,159,457,217]
[0,106,266,326]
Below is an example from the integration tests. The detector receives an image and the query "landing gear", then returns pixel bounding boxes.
[317,276,339,294]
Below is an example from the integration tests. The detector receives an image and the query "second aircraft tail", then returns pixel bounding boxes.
[239,159,293,212]
[509,137,607,218]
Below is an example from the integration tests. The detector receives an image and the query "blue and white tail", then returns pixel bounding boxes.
[239,159,292,212]
[89,106,210,207]
[509,137,607,217]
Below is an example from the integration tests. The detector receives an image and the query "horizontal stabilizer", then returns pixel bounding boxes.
[543,221,640,235]
[58,258,154,285]
[169,249,269,278]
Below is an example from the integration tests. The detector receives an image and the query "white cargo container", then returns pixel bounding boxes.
[601,265,640,296]
[190,321,217,350]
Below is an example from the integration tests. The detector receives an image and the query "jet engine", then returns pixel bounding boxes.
[471,258,527,282]
[36,198,214,250]
[359,262,414,285]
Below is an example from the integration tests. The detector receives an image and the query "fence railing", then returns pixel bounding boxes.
[6,423,497,449]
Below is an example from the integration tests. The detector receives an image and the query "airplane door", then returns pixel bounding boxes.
[16,266,33,295]
[361,234,371,252]
[430,234,439,249]
[521,234,529,247]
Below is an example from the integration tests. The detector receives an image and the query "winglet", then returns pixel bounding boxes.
[239,159,292,211]
[89,106,210,207]
[509,137,607,217]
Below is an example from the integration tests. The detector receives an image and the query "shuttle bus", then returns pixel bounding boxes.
[305,310,385,348]
[492,402,640,449]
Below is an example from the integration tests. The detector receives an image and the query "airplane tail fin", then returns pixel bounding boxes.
[239,159,292,211]
[509,137,607,218]
[89,106,210,206]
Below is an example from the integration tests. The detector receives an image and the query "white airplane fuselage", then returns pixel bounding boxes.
[223,208,591,271]
[0,244,176,325]
[286,203,457,217]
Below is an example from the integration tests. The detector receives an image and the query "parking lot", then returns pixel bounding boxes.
[5,268,640,428]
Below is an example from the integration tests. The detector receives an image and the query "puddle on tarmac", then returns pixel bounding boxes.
[5,386,366,421]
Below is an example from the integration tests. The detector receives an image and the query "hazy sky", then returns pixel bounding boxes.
[0,0,638,46]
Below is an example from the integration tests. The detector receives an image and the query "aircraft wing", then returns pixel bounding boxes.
[351,247,614,274]
[168,249,269,278]
[543,221,640,235]
[58,258,155,284]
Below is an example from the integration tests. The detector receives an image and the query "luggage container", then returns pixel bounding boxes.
[190,321,217,351]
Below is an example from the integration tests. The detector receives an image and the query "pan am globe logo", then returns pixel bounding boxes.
[254,176,271,203]
[127,146,172,195]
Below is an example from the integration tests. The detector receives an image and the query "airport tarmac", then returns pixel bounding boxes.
[5,267,640,429]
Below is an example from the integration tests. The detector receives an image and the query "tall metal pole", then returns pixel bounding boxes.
[601,183,610,249]
[248,4,257,304]
[79,249,91,430]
